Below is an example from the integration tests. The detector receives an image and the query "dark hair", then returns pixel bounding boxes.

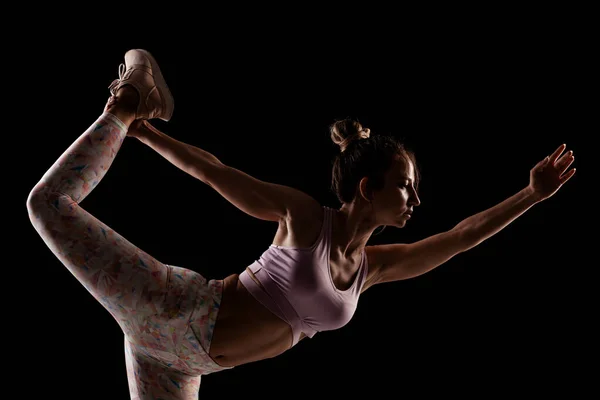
[330,118,420,204]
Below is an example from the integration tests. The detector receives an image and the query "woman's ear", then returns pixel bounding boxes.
[358,177,372,203]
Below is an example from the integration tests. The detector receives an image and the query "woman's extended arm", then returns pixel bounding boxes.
[127,120,322,223]
[368,144,576,283]
[129,120,224,180]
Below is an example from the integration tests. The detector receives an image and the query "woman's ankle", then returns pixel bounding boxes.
[104,86,140,127]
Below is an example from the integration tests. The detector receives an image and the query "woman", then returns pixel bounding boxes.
[26,49,576,399]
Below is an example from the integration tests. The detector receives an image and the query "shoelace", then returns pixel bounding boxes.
[108,63,127,96]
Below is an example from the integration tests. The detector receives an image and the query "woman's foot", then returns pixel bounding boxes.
[108,49,174,122]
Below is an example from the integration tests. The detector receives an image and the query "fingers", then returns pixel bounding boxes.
[142,120,163,135]
[556,150,575,173]
[549,143,567,164]
[542,156,550,168]
[533,158,546,171]
[553,144,576,184]
[560,167,576,184]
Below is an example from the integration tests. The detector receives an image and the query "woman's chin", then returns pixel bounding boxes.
[393,219,408,228]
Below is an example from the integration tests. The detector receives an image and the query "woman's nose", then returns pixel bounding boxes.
[410,192,421,207]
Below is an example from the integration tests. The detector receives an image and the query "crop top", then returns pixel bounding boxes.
[238,206,368,348]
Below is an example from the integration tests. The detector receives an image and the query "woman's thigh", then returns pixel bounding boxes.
[125,339,202,400]
[28,189,170,339]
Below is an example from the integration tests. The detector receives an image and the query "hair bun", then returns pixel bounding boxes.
[330,118,371,153]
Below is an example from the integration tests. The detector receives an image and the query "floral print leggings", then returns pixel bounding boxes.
[26,112,233,399]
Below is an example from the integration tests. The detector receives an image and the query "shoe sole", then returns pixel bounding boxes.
[130,49,174,122]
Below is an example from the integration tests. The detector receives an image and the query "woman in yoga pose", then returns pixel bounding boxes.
[26,49,576,399]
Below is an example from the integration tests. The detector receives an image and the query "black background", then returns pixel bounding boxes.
[13,9,592,400]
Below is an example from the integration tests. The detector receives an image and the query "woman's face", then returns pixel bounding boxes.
[370,154,421,228]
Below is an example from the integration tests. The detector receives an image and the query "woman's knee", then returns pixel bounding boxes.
[26,184,47,217]
[27,184,71,215]
[27,186,78,229]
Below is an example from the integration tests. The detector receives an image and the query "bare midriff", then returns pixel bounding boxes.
[206,208,324,367]
[207,269,302,367]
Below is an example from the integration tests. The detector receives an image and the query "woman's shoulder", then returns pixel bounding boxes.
[275,201,327,249]
[287,195,326,224]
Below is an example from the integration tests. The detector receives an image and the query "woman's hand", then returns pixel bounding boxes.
[127,120,161,140]
[529,143,576,202]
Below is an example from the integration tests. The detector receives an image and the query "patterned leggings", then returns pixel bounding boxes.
[26,112,233,399]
